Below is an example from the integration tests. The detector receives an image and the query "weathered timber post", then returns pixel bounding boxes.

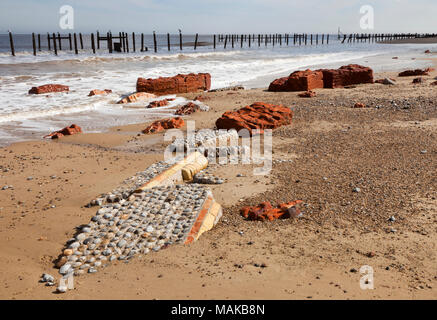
[141,33,144,52]
[97,31,100,49]
[194,33,198,50]
[57,33,62,50]
[32,33,36,56]
[38,34,41,51]
[68,33,72,50]
[47,33,51,51]
[91,33,96,54]
[132,32,135,52]
[79,33,83,49]
[73,33,78,54]
[153,31,157,53]
[52,33,57,55]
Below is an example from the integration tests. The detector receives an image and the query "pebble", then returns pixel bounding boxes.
[41,273,54,283]
[352,187,361,193]
[56,285,67,293]
[388,216,396,222]
[59,264,72,275]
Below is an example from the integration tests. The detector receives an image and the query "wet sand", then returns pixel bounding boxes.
[0,63,436,299]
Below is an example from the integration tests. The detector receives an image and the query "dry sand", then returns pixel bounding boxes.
[0,62,436,300]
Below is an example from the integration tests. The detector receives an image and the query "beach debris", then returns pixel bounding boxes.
[215,102,293,134]
[40,273,55,284]
[352,187,361,193]
[28,84,69,94]
[147,98,173,108]
[43,124,82,139]
[392,57,399,59]
[298,90,317,98]
[193,95,210,102]
[142,117,185,134]
[425,50,431,54]
[412,77,423,84]
[136,73,211,95]
[88,89,112,96]
[268,64,374,91]
[240,200,303,221]
[117,92,156,104]
[398,68,433,77]
[353,102,367,108]
[175,102,201,115]
[375,78,396,85]
[208,85,244,92]
[192,172,224,185]
[318,64,374,88]
[269,70,324,92]
[57,184,222,276]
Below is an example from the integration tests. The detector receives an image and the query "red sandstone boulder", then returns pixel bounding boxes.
[175,102,201,115]
[44,124,82,139]
[88,89,112,96]
[215,102,293,134]
[142,117,185,134]
[298,90,316,98]
[431,81,437,86]
[398,68,430,77]
[29,84,69,94]
[136,73,211,95]
[318,64,374,88]
[117,92,156,104]
[353,102,367,108]
[240,200,303,221]
[268,70,324,92]
[147,99,171,108]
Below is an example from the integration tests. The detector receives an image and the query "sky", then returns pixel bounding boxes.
[1,0,437,34]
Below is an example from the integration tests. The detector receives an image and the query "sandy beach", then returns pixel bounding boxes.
[0,56,436,300]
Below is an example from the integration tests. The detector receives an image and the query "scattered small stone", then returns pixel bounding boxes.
[352,187,361,193]
[388,216,396,222]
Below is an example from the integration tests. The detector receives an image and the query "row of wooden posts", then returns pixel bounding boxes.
[7,31,437,56]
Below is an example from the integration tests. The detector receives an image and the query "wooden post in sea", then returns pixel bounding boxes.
[68,33,72,50]
[79,33,83,49]
[316,34,318,45]
[240,34,243,48]
[125,32,129,52]
[91,33,96,54]
[224,34,228,49]
[327,34,329,44]
[38,34,41,51]
[107,32,111,53]
[109,32,113,53]
[232,34,234,48]
[47,33,51,51]
[97,31,100,49]
[179,31,183,50]
[32,33,36,56]
[57,33,62,50]
[141,33,144,52]
[73,33,78,54]
[132,32,136,52]
[194,33,198,50]
[52,33,57,55]
[152,32,156,52]
[213,34,216,49]
[322,34,324,44]
[310,34,313,45]
[249,34,251,47]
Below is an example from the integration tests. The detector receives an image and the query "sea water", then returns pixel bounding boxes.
[0,33,435,146]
